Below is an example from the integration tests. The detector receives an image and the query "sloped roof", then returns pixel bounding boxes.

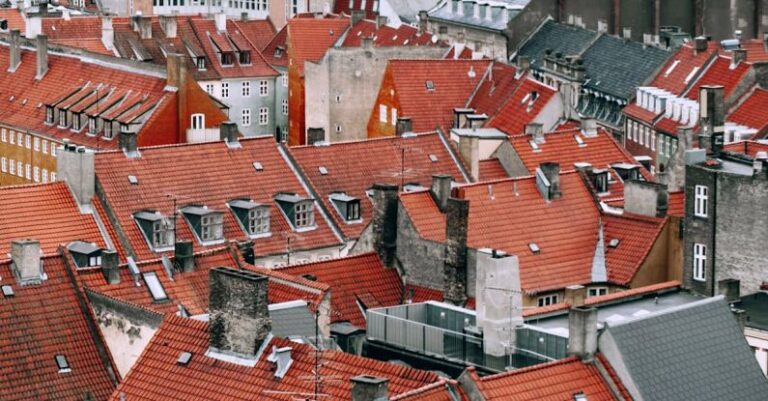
[464,355,631,401]
[428,0,529,32]
[602,297,768,401]
[0,182,106,262]
[684,55,751,100]
[390,379,468,401]
[287,133,468,239]
[602,213,667,285]
[93,137,342,262]
[517,20,599,69]
[581,35,670,99]
[275,253,402,327]
[736,39,768,63]
[667,191,685,217]
[0,253,116,401]
[723,140,768,157]
[479,158,509,181]
[335,0,379,19]
[232,18,277,51]
[0,8,24,32]
[342,19,439,47]
[43,16,114,55]
[650,41,716,95]
[261,25,288,67]
[287,17,350,75]
[727,88,768,132]
[110,314,442,400]
[388,59,491,132]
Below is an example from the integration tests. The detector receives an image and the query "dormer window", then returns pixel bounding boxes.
[135,211,174,251]
[196,56,206,70]
[593,169,609,193]
[181,206,224,243]
[611,163,641,181]
[67,241,102,268]
[275,193,316,230]
[221,52,234,66]
[274,46,284,58]
[88,117,97,135]
[329,192,361,223]
[104,120,114,139]
[45,106,54,124]
[58,109,68,128]
[239,50,251,65]
[229,199,271,237]
[71,113,82,131]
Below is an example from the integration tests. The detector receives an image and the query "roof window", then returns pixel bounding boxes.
[1,285,14,298]
[55,355,71,373]
[574,135,586,148]
[319,166,328,175]
[529,140,541,152]
[142,272,169,302]
[528,242,541,254]
[425,80,435,91]
[275,194,316,230]
[608,238,621,248]
[428,154,438,163]
[239,50,251,65]
[177,352,193,366]
[330,192,361,223]
[253,161,264,172]
[181,206,224,244]
[128,175,139,185]
[134,211,174,251]
[229,199,271,238]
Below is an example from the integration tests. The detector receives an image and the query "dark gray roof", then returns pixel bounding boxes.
[516,20,598,68]
[739,292,768,331]
[386,0,442,23]
[601,297,768,401]
[269,301,317,338]
[429,0,529,32]
[581,35,670,99]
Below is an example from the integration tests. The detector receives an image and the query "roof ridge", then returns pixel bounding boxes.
[96,136,273,155]
[290,131,438,149]
[0,180,66,191]
[123,245,233,268]
[478,356,581,382]
[389,378,455,400]
[272,252,379,271]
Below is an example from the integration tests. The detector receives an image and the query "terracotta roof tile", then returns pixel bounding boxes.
[444,44,475,60]
[667,191,685,217]
[287,17,350,75]
[684,55,751,101]
[0,254,116,400]
[0,8,24,32]
[0,182,106,262]
[110,314,442,400]
[603,213,667,286]
[727,88,768,132]
[342,19,439,47]
[261,25,288,67]
[43,17,113,55]
[391,379,469,401]
[478,158,509,181]
[94,137,342,262]
[232,18,277,51]
[190,18,278,78]
[288,133,468,239]
[623,103,660,125]
[723,140,768,157]
[275,253,402,327]
[584,280,681,306]
[738,39,768,63]
[650,41,716,94]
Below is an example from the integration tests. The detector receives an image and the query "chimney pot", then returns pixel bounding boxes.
[268,346,294,378]
[35,34,48,80]
[214,12,227,32]
[56,144,95,206]
[307,127,326,145]
[119,130,138,155]
[568,306,598,362]
[525,123,544,143]
[444,197,469,306]
[219,121,239,144]
[101,250,120,284]
[458,133,480,181]
[159,15,178,39]
[698,85,725,156]
[694,36,707,53]
[517,55,531,71]
[10,239,42,285]
[581,118,598,137]
[174,241,194,273]
[418,10,428,34]
[732,48,747,66]
[430,174,452,213]
[376,15,388,29]
[351,375,389,401]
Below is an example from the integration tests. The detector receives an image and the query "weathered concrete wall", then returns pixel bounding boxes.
[701,0,758,40]
[433,22,508,60]
[561,0,612,31]
[253,245,342,268]
[683,164,718,295]
[396,201,447,289]
[492,141,531,177]
[199,76,278,138]
[506,0,559,54]
[659,0,696,34]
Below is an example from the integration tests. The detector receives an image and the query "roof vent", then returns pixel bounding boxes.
[319,166,328,175]
[177,351,192,366]
[468,66,476,78]
[267,346,293,379]
[528,242,541,254]
[608,238,620,248]
[1,285,14,298]
[128,175,138,185]
[253,162,264,172]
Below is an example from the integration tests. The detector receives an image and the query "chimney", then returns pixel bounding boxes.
[536,162,561,201]
[165,53,186,90]
[581,118,598,137]
[395,117,412,136]
[564,285,587,306]
[517,55,530,71]
[208,267,272,357]
[38,0,48,16]
[351,375,389,401]
[241,12,249,21]
[376,15,388,29]
[568,306,598,362]
[525,122,544,143]
[307,127,326,144]
[444,197,469,306]
[458,134,480,181]
[267,346,294,378]
[214,11,227,32]
[418,10,428,35]
[138,16,152,39]
[371,183,399,267]
[219,121,239,144]
[101,16,114,51]
[56,144,95,206]
[475,249,522,357]
[732,48,747,66]
[351,10,365,26]
[10,239,43,285]
[430,174,452,213]
[118,129,138,156]
[717,278,741,303]
[35,34,48,80]
[698,85,725,156]
[159,15,178,38]
[694,36,707,54]
[8,29,21,72]
[624,180,669,218]
[361,36,373,49]
[101,249,120,285]
[174,240,194,273]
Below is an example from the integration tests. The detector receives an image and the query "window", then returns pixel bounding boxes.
[25,163,30,179]
[242,108,251,126]
[152,220,173,248]
[242,81,251,97]
[259,107,268,125]
[200,214,224,241]
[221,82,230,98]
[191,114,205,130]
[1,128,5,142]
[537,294,558,307]
[72,114,81,131]
[51,172,56,181]
[1,157,5,173]
[51,144,57,157]
[143,272,169,302]
[45,106,54,124]
[294,201,314,228]
[9,159,15,175]
[196,56,206,70]
[281,73,288,87]
[379,104,387,123]
[33,137,39,152]
[16,160,22,177]
[42,139,48,153]
[259,80,268,96]
[239,51,251,65]
[104,122,113,139]
[33,167,39,182]
[693,243,706,281]
[694,185,708,218]
[248,207,270,235]
[54,355,71,373]
[58,110,68,128]
[220,52,234,66]
[16,132,21,146]
[588,287,608,297]
[282,99,288,115]
[391,108,398,125]
[25,134,30,149]
[291,0,298,15]
[42,169,48,183]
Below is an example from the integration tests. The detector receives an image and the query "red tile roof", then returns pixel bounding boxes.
[723,140,768,157]
[287,17,350,75]
[0,182,106,262]
[43,17,114,55]
[444,44,475,60]
[94,137,342,262]
[684,55,751,101]
[584,280,681,306]
[188,18,278,78]
[603,213,667,285]
[479,158,509,181]
[727,88,768,132]
[667,191,685,217]
[391,379,468,401]
[232,18,277,51]
[623,103,660,125]
[0,253,116,401]
[288,133,468,239]
[275,253,402,327]
[650,41,716,95]
[335,0,378,19]
[0,8,24,32]
[738,39,768,63]
[342,19,439,47]
[465,356,632,401]
[110,314,442,400]
[262,25,288,67]
[388,59,491,132]
[403,285,477,310]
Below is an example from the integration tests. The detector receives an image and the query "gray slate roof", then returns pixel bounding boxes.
[386,0,442,23]
[516,20,599,69]
[601,297,768,401]
[429,0,529,32]
[581,35,670,99]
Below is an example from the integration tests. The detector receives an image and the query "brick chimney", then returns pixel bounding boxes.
[395,117,412,136]
[11,240,43,285]
[307,127,326,144]
[119,126,139,157]
[219,121,239,144]
[35,34,48,80]
[101,249,120,285]
[443,197,469,306]
[732,48,747,66]
[475,249,522,357]
[458,134,479,181]
[136,16,152,39]
[517,55,530,71]
[173,240,194,273]
[371,183,399,267]
[351,10,365,26]
[8,29,21,72]
[56,143,95,206]
[165,52,185,90]
[623,180,668,217]
[717,278,740,303]
[698,85,725,156]
[351,376,389,401]
[430,174,452,213]
[208,267,272,357]
[564,285,587,306]
[536,162,561,201]
[568,306,598,362]
[580,118,598,137]
[376,15,388,29]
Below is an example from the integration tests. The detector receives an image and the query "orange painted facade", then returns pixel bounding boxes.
[367,64,400,139]
[287,54,306,146]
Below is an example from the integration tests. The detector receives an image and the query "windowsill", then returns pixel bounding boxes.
[692,277,706,282]
[199,239,226,246]
[343,219,364,225]
[248,232,272,240]
[693,214,708,220]
[294,225,317,233]
[151,245,175,253]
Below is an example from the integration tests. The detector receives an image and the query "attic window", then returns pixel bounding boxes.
[253,162,264,172]
[177,352,193,366]
[428,154,438,162]
[128,175,138,185]
[143,272,169,302]
[275,194,316,230]
[608,238,621,248]
[67,241,103,269]
[573,393,588,401]
[181,206,224,243]
[274,46,284,58]
[58,109,68,128]
[319,166,328,175]
[45,106,54,124]
[528,242,541,254]
[425,80,435,91]
[239,50,251,65]
[1,285,14,298]
[55,355,71,373]
[135,211,174,251]
[229,199,270,237]
[330,192,361,223]
[196,56,206,70]
[593,170,609,193]
[220,52,234,66]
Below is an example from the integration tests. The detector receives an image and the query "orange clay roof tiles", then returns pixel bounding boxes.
[623,103,660,125]
[93,137,342,262]
[388,59,491,132]
[650,41,717,95]
[727,88,768,132]
[262,25,288,67]
[0,182,106,262]
[390,379,469,401]
[287,17,351,75]
[584,280,681,306]
[684,55,751,101]
[342,19,439,47]
[603,213,668,286]
[0,8,24,32]
[288,133,468,239]
[109,314,442,400]
[275,253,402,327]
[0,254,116,401]
[723,140,768,157]
[478,158,509,181]
[667,191,685,217]
[232,19,277,51]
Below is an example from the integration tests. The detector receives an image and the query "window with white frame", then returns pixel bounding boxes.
[259,80,268,96]
[16,132,22,146]
[88,117,97,135]
[42,169,48,183]
[58,110,68,128]
[51,172,56,181]
[201,214,224,241]
[379,104,387,123]
[694,185,708,218]
[221,82,230,98]
[51,144,57,157]
[33,166,39,183]
[191,114,205,130]
[537,294,558,307]
[259,107,268,125]
[294,201,314,228]
[391,108,398,125]
[25,163,30,179]
[242,108,251,126]
[242,81,251,97]
[588,287,608,297]
[651,132,656,151]
[693,243,706,281]
[9,158,15,175]
[282,73,288,87]
[25,134,30,149]
[33,137,39,152]
[17,160,22,176]
[1,157,5,173]
[247,207,270,235]
[205,83,215,95]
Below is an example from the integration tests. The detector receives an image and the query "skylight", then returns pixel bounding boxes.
[128,175,138,185]
[319,166,328,175]
[684,67,700,84]
[177,352,193,366]
[608,238,621,248]
[428,154,438,162]
[425,80,435,90]
[664,59,680,77]
[574,135,586,147]
[253,162,263,172]
[143,272,169,302]
[528,242,541,254]
[529,140,541,152]
[55,355,71,373]
[1,285,14,298]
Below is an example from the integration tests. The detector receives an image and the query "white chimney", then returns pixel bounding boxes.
[214,12,227,32]
[102,16,114,51]
[11,239,43,285]
[267,346,293,379]
[581,118,598,137]
[476,249,523,357]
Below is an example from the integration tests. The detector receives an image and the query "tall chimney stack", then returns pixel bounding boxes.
[219,121,239,144]
[443,197,469,306]
[430,174,452,213]
[568,306,598,362]
[101,249,120,285]
[698,85,725,156]
[371,183,399,267]
[536,162,561,201]
[11,239,43,285]
[351,376,389,401]
[35,34,48,80]
[56,145,95,206]
[101,16,114,51]
[8,29,21,72]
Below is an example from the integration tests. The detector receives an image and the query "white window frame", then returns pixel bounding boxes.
[247,207,270,235]
[259,80,269,96]
[221,82,230,98]
[191,113,205,130]
[379,104,387,123]
[588,287,608,297]
[201,214,224,242]
[205,83,215,95]
[282,99,288,115]
[693,243,706,282]
[537,294,558,307]
[294,201,315,228]
[282,73,288,87]
[259,107,269,125]
[242,81,251,97]
[391,108,398,125]
[242,108,252,127]
[0,157,6,173]
[694,185,708,218]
